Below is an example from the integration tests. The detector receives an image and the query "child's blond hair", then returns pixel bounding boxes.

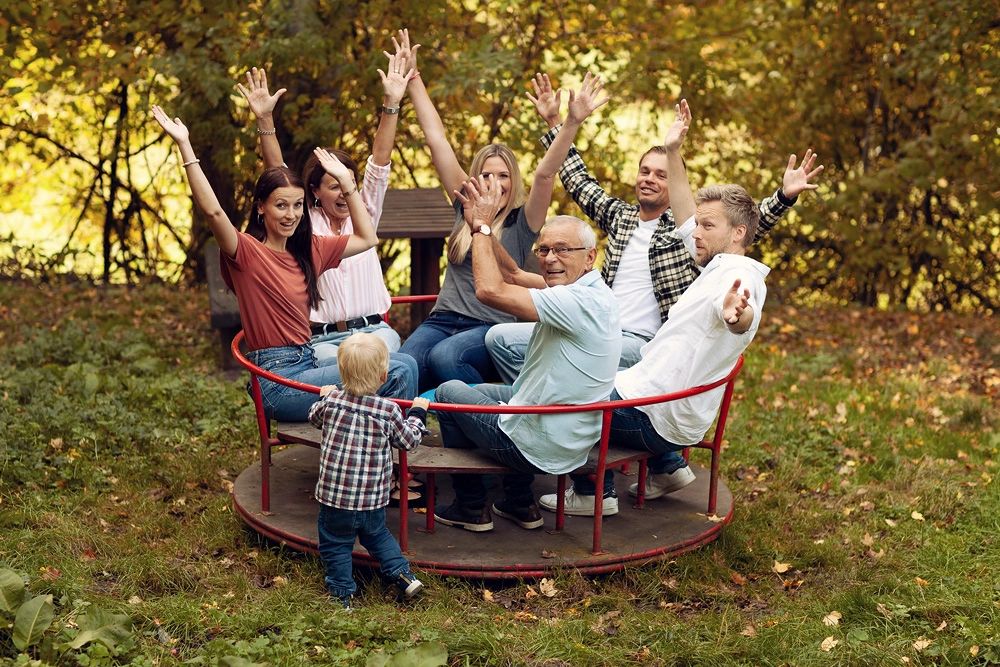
[337,333,389,396]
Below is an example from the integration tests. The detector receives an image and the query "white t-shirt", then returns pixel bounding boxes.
[612,217,698,337]
[614,246,769,446]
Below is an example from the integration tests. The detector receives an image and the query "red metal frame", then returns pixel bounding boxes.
[230,294,744,558]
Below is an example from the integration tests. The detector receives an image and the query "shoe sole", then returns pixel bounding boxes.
[492,504,545,529]
[628,472,696,499]
[402,580,424,598]
[433,513,494,532]
[538,500,619,517]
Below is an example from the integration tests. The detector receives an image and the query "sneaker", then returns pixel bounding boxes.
[628,466,696,499]
[434,500,494,532]
[332,596,352,612]
[538,488,619,516]
[395,571,424,598]
[492,498,544,530]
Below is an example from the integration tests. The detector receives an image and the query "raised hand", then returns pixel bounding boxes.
[236,67,286,119]
[151,105,190,146]
[393,29,421,80]
[566,72,609,126]
[781,149,824,199]
[526,73,562,127]
[313,147,353,187]
[664,99,691,152]
[378,52,414,105]
[722,278,751,325]
[456,175,503,232]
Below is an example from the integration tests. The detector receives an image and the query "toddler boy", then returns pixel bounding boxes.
[307,333,430,608]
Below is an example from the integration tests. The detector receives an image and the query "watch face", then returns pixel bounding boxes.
[479,224,491,236]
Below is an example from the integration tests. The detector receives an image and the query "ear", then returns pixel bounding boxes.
[731,223,747,247]
[380,369,389,383]
[585,247,598,269]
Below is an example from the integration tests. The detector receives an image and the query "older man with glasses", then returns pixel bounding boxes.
[432,176,621,533]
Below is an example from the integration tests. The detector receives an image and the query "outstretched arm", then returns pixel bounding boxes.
[152,106,239,258]
[663,99,695,225]
[721,278,754,334]
[371,51,414,166]
[398,29,469,200]
[312,148,377,257]
[237,67,287,169]
[523,72,609,232]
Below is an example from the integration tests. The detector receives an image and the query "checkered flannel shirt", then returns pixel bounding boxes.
[541,125,796,323]
[308,391,427,511]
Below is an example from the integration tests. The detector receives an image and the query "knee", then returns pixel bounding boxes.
[434,379,465,404]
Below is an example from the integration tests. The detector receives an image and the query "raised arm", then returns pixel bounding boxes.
[456,177,546,290]
[663,99,695,225]
[312,148,377,257]
[398,29,469,199]
[371,51,414,166]
[236,67,287,170]
[754,149,825,243]
[152,106,238,258]
[522,72,609,232]
[462,177,541,320]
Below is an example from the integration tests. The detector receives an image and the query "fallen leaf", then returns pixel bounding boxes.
[539,578,558,597]
[128,595,143,604]
[271,576,287,586]
[935,620,947,631]
[876,603,891,618]
[970,645,980,657]
[540,549,557,559]
[885,518,897,527]
[80,548,98,562]
[820,636,839,652]
[730,572,748,586]
[911,511,925,521]
[740,624,757,637]
[41,567,62,581]
[914,638,932,651]
[483,589,494,602]
[772,560,791,574]
[914,577,929,587]
[823,611,842,626]
[859,501,875,511]
[705,514,724,523]
[589,610,620,636]
[862,533,874,546]
[524,586,538,600]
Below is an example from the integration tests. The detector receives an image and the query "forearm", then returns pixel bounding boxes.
[342,190,378,256]
[754,189,793,243]
[408,74,466,194]
[665,147,695,225]
[371,94,403,166]
[493,237,545,289]
[254,113,284,169]
[175,142,238,256]
[725,305,754,334]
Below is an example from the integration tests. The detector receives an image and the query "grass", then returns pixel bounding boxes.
[1,282,998,665]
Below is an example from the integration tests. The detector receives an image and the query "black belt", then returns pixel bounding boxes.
[310,314,383,335]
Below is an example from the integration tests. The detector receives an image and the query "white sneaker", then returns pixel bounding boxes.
[628,466,696,499]
[538,488,618,516]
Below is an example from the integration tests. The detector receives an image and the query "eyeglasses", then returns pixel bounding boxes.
[533,246,590,258]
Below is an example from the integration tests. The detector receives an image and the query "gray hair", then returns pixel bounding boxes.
[542,215,597,249]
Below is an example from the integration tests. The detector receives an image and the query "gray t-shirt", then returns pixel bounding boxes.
[431,201,538,324]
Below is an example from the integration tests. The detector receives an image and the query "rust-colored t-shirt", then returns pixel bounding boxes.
[220,232,350,351]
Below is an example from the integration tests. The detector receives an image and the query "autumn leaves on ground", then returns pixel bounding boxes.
[1,282,998,666]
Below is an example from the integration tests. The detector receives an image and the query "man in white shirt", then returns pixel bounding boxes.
[539,100,771,516]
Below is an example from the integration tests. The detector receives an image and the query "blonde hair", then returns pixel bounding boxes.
[695,185,759,248]
[337,334,389,396]
[447,144,527,265]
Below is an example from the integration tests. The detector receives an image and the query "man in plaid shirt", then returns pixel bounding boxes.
[307,333,430,608]
[486,75,823,510]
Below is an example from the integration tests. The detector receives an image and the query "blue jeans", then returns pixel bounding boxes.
[311,321,402,361]
[399,311,500,393]
[485,323,651,384]
[248,344,417,422]
[434,381,544,509]
[572,388,689,496]
[316,503,412,602]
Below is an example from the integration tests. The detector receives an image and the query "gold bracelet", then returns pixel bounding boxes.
[257,127,276,135]
[342,186,359,197]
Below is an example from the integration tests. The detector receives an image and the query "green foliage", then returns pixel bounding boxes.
[3,1,997,311]
[0,568,133,661]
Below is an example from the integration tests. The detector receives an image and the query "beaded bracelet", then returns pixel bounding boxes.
[257,128,276,135]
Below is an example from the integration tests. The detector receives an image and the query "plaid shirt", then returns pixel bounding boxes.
[541,125,795,323]
[308,391,426,511]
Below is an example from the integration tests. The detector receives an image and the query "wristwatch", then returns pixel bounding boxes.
[474,224,491,236]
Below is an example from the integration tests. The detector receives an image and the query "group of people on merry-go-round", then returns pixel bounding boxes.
[153,29,822,605]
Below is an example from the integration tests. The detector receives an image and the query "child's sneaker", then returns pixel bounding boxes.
[396,571,424,598]
[333,596,353,612]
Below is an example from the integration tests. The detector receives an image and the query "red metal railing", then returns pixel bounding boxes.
[230,294,743,555]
